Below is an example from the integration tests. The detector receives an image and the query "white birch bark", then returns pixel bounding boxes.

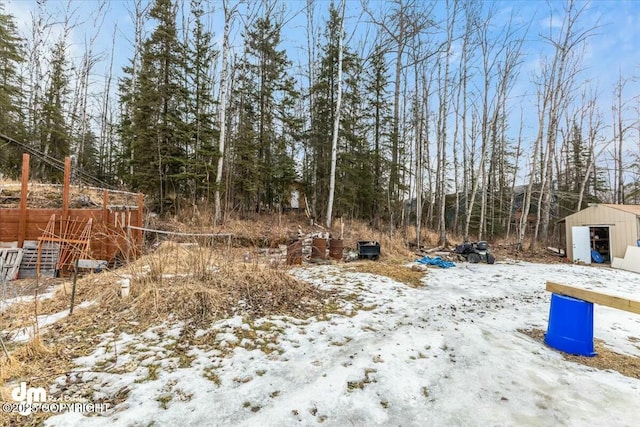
[214,0,232,225]
[326,0,346,229]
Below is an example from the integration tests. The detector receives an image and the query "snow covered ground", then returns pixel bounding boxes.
[44,261,640,426]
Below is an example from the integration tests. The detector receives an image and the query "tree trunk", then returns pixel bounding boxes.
[215,0,232,225]
[326,0,345,229]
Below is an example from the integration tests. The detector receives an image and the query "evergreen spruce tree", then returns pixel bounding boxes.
[308,3,369,221]
[0,6,26,176]
[363,42,392,220]
[183,0,218,203]
[77,129,100,178]
[38,39,71,181]
[121,0,187,212]
[308,5,342,220]
[230,59,260,211]
[230,8,299,213]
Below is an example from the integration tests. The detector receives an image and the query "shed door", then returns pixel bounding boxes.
[572,226,591,264]
[290,190,299,209]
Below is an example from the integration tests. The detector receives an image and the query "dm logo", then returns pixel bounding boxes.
[11,382,47,415]
[11,382,47,404]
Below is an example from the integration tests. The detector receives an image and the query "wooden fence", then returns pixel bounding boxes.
[0,154,144,263]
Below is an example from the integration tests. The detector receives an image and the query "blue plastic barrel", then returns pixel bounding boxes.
[545,293,596,357]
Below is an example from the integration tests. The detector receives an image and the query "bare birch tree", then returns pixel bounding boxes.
[435,0,459,245]
[363,0,433,227]
[611,72,633,205]
[325,0,346,229]
[464,6,523,242]
[214,0,235,225]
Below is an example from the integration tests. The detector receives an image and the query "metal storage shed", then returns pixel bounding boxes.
[560,204,640,264]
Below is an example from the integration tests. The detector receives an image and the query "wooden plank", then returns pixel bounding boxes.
[77,259,107,269]
[37,236,91,245]
[1,208,103,222]
[18,153,29,247]
[546,281,640,315]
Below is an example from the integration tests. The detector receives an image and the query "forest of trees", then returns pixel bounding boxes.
[1,0,639,248]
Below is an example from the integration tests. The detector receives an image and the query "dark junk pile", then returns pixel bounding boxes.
[454,241,496,264]
[415,240,497,269]
[281,234,382,265]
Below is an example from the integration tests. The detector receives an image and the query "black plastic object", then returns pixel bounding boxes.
[467,252,481,263]
[455,242,475,255]
[476,241,488,250]
[357,241,381,260]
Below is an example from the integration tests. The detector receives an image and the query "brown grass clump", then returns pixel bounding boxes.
[345,261,426,288]
[0,353,21,382]
[520,328,640,379]
[0,335,53,381]
[404,226,445,248]
[0,336,69,408]
[128,262,326,324]
[28,242,331,328]
[155,213,301,247]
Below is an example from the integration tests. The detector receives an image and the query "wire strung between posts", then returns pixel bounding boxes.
[0,133,116,190]
[126,225,233,254]
[126,225,232,238]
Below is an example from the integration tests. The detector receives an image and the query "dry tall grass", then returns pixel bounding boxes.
[329,220,414,261]
[152,210,419,261]
[0,241,331,384]
[32,242,328,326]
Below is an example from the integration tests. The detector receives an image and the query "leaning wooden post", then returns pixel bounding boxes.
[18,153,30,248]
[62,156,71,221]
[126,225,131,264]
[69,258,79,315]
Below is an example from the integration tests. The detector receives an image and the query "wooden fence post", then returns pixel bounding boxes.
[137,193,144,255]
[62,157,71,221]
[102,190,109,261]
[18,154,29,248]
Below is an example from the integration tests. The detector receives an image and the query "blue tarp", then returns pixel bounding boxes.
[415,256,456,269]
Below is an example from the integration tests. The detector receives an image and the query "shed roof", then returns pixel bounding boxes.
[600,204,640,216]
[559,204,640,223]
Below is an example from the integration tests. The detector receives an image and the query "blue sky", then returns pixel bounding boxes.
[4,0,640,187]
[5,0,639,114]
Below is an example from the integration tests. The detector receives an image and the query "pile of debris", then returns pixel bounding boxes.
[253,232,381,266]
[416,240,497,265]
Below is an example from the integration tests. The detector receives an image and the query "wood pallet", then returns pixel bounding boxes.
[0,248,23,282]
[19,240,58,278]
